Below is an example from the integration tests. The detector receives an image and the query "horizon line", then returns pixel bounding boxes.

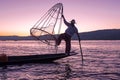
[0,29,119,37]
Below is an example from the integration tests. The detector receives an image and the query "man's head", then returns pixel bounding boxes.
[71,19,76,24]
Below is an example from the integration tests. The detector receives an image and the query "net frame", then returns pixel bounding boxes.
[30,3,63,46]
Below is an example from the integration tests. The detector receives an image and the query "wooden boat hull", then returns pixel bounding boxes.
[0,52,78,66]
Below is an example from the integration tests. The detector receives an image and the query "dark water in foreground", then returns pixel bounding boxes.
[0,40,120,80]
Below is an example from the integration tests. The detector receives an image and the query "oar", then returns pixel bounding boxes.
[78,34,84,65]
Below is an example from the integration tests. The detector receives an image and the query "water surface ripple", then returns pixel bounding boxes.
[0,40,120,80]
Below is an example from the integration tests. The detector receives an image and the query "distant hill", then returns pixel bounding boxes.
[0,29,120,40]
[0,36,34,40]
[77,29,120,40]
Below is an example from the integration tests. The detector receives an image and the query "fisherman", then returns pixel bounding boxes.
[56,14,80,55]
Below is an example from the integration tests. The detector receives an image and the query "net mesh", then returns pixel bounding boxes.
[30,3,63,46]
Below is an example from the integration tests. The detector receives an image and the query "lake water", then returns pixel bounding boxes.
[0,40,120,80]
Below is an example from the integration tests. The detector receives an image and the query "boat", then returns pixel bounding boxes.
[0,52,78,66]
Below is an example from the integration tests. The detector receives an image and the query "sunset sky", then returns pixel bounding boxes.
[0,0,120,36]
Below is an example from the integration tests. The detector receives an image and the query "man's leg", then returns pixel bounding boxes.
[65,36,71,54]
[65,39,71,54]
[56,33,65,46]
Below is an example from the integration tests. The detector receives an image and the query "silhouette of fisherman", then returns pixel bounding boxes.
[56,15,80,55]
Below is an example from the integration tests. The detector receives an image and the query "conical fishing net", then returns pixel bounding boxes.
[30,3,63,46]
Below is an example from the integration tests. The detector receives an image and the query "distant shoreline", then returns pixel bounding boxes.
[0,29,120,40]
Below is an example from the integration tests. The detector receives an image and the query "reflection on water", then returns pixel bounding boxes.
[1,68,7,80]
[64,63,71,79]
[0,63,71,80]
[0,40,120,80]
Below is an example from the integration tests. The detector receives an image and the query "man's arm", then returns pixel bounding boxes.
[62,15,70,27]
